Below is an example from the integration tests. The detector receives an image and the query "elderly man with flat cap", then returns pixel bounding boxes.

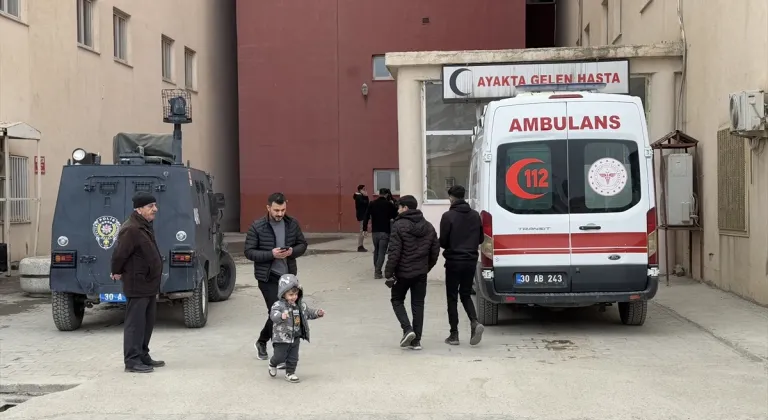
[110,192,164,373]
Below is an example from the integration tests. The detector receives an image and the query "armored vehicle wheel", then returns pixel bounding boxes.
[52,292,86,331]
[619,300,647,326]
[208,251,236,302]
[183,275,209,328]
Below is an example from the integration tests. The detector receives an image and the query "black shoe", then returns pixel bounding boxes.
[125,363,153,373]
[409,339,422,350]
[254,341,268,360]
[374,272,383,279]
[445,332,460,346]
[470,321,485,346]
[358,246,368,252]
[141,357,165,367]
[400,329,416,347]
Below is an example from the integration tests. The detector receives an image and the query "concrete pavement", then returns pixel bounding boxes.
[0,236,767,419]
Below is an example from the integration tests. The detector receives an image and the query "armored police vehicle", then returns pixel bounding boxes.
[49,90,236,331]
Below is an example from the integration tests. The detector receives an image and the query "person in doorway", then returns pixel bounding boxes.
[384,195,440,350]
[363,188,398,279]
[353,185,370,252]
[439,185,485,346]
[244,192,309,363]
[110,192,165,373]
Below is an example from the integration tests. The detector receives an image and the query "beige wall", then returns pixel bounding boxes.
[0,0,239,262]
[558,0,768,304]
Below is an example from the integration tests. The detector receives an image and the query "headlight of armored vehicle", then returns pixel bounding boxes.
[72,148,86,162]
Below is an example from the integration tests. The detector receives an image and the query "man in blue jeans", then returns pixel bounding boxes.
[363,188,398,279]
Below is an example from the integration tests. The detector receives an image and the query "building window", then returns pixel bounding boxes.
[423,81,478,202]
[629,75,649,122]
[185,47,196,90]
[374,169,399,195]
[76,0,94,48]
[372,55,393,81]
[608,0,622,43]
[0,0,19,18]
[161,35,174,82]
[0,156,30,223]
[113,9,129,62]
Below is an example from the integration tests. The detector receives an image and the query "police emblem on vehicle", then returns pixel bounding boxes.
[92,216,121,250]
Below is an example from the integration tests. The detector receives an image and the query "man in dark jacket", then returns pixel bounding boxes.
[439,185,485,346]
[384,195,440,350]
[363,188,398,279]
[110,192,165,373]
[244,192,308,361]
[353,184,369,252]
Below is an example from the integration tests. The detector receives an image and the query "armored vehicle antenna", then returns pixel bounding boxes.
[161,89,192,165]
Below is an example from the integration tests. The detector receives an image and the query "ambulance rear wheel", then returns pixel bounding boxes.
[618,300,647,326]
[208,251,236,302]
[183,276,209,328]
[52,292,86,331]
[476,295,499,326]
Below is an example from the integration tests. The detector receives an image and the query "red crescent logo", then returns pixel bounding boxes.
[505,158,545,200]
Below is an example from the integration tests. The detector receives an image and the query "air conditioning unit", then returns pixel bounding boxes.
[729,90,766,134]
[664,153,694,225]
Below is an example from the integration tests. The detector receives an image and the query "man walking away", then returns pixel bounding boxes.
[384,195,440,350]
[244,192,308,362]
[110,192,165,373]
[439,185,485,346]
[353,184,369,252]
[363,188,398,279]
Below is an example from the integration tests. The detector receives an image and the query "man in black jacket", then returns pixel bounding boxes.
[439,185,485,346]
[353,184,369,252]
[384,195,440,350]
[110,192,165,373]
[363,188,398,279]
[244,192,308,361]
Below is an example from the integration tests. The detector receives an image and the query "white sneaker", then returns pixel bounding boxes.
[277,363,286,370]
[268,364,277,378]
[285,373,300,383]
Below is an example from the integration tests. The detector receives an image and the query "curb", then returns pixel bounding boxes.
[0,383,79,396]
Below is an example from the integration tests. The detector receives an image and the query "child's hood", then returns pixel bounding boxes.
[277,274,303,300]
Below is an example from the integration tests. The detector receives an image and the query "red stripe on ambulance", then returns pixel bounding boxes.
[493,232,647,255]
[509,115,621,132]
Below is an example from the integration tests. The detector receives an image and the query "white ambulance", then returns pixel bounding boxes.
[469,83,659,326]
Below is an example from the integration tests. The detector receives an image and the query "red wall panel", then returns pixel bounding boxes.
[237,0,526,232]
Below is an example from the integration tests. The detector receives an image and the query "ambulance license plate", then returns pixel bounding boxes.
[514,273,568,288]
[99,293,127,303]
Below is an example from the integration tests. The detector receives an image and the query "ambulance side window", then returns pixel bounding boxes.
[495,140,569,215]
[569,140,641,213]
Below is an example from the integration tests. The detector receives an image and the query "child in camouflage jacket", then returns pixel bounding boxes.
[268,274,325,383]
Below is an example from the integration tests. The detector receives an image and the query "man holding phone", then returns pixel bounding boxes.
[244,192,308,362]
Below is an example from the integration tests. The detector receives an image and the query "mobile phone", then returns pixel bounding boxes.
[279,246,290,251]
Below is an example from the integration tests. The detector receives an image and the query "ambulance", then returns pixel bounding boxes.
[468,83,659,326]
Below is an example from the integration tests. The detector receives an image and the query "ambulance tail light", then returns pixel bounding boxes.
[647,207,658,266]
[170,250,194,267]
[480,211,494,269]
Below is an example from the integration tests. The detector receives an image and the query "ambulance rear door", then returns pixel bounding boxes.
[565,100,651,293]
[489,100,572,294]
